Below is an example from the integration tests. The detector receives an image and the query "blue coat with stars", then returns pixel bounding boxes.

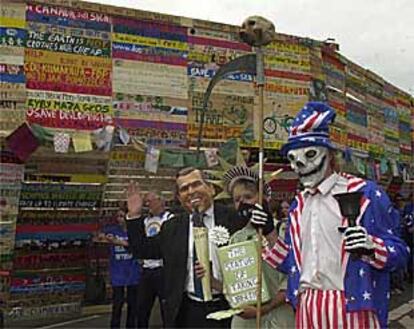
[278,175,409,328]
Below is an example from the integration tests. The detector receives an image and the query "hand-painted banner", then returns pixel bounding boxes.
[27,4,110,23]
[27,30,110,57]
[347,132,368,152]
[0,63,23,74]
[25,49,112,68]
[0,81,26,88]
[27,90,111,104]
[0,110,26,122]
[188,35,251,52]
[113,42,188,66]
[0,27,26,47]
[26,98,113,114]
[190,77,254,97]
[27,4,110,31]
[188,63,254,82]
[113,59,188,99]
[26,108,113,130]
[27,21,111,40]
[187,92,253,143]
[115,118,187,147]
[113,16,187,35]
[189,27,240,42]
[188,45,245,66]
[11,284,85,296]
[0,87,26,103]
[26,11,110,31]
[0,46,24,65]
[0,64,25,84]
[7,302,81,321]
[16,223,97,234]
[346,100,367,126]
[265,78,309,96]
[114,24,187,43]
[25,81,111,97]
[1,2,26,20]
[25,49,111,96]
[113,93,187,123]
[18,210,98,224]
[265,41,310,73]
[113,32,188,51]
[12,273,86,286]
[324,66,345,90]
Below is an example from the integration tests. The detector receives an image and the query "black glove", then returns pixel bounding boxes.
[239,203,274,235]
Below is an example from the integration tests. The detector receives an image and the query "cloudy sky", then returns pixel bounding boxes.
[89,0,413,95]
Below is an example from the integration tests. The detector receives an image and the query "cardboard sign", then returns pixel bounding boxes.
[217,240,270,308]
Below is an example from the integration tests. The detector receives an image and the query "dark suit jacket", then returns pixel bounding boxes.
[126,203,242,327]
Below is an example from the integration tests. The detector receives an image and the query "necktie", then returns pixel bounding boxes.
[192,212,205,300]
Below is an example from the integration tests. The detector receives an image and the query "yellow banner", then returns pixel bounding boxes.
[25,49,112,68]
[0,17,25,29]
[72,132,93,152]
[113,32,188,51]
[26,98,113,114]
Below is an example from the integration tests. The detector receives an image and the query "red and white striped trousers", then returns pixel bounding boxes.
[296,289,380,329]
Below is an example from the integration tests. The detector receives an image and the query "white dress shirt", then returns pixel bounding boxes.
[186,205,222,296]
[300,173,349,291]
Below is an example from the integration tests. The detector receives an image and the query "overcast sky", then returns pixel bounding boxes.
[89,0,413,95]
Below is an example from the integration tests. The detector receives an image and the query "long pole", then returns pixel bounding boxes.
[255,46,265,329]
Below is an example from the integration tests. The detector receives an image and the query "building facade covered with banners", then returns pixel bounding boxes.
[0,0,413,323]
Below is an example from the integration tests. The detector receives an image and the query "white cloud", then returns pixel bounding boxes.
[87,0,414,94]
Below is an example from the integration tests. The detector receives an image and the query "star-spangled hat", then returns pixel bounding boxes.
[280,101,336,156]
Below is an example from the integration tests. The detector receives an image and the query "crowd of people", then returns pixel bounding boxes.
[95,102,412,329]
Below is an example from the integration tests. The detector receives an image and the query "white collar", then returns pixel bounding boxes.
[317,173,340,195]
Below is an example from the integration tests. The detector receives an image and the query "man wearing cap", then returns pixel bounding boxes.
[249,102,409,328]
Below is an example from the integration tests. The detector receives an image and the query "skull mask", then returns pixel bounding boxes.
[287,146,329,188]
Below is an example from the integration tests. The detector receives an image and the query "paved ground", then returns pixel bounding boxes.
[6,282,413,328]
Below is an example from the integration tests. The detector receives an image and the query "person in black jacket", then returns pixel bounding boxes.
[125,167,241,328]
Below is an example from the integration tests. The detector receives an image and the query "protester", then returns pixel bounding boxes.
[250,102,409,328]
[400,194,413,283]
[125,167,242,328]
[136,192,174,328]
[96,207,141,329]
[275,200,290,238]
[222,165,295,328]
[390,194,406,294]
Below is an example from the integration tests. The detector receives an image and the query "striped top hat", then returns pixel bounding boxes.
[280,102,336,156]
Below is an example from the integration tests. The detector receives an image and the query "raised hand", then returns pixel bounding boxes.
[126,181,143,218]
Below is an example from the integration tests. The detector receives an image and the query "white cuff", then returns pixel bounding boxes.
[126,213,141,220]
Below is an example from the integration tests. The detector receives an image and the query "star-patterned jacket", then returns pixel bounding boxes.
[264,173,409,328]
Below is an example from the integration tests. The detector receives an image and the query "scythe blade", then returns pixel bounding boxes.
[196,54,257,156]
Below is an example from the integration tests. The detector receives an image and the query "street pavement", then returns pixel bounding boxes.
[6,282,413,328]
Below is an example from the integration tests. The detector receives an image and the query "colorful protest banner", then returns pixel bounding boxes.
[25,49,112,96]
[26,30,111,57]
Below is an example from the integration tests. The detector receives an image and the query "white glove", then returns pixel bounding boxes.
[343,226,374,254]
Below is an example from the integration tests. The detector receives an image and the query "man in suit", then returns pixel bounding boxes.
[125,167,241,328]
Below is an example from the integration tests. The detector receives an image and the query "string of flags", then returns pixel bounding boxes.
[4,123,413,182]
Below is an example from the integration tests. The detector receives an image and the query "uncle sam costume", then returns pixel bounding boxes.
[263,102,409,328]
